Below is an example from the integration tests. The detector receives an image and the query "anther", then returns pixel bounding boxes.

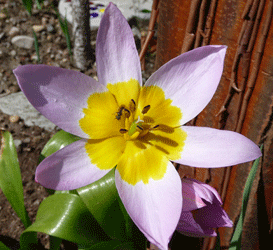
[137,125,143,130]
[119,129,128,134]
[142,105,150,114]
[123,108,130,118]
[116,106,125,120]
[153,125,159,129]
[129,99,136,112]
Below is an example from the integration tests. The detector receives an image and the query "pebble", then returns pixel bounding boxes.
[8,26,20,37]
[9,85,20,93]
[46,35,52,41]
[23,138,31,143]
[10,50,16,57]
[33,25,45,33]
[46,24,55,33]
[11,35,34,49]
[9,115,20,123]
[46,47,51,54]
[0,32,5,41]
[41,17,48,25]
[31,54,38,61]
[13,139,22,148]
[0,12,7,19]
[132,26,141,40]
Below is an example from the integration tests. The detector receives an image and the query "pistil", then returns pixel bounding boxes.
[117,100,158,140]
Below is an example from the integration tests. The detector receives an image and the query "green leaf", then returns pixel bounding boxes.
[0,131,31,228]
[32,29,40,63]
[78,240,136,250]
[0,241,11,250]
[141,9,151,13]
[35,0,43,10]
[21,0,33,15]
[21,193,110,249]
[64,15,72,56]
[49,236,62,250]
[52,6,72,57]
[77,169,147,249]
[39,130,80,163]
[77,169,131,240]
[39,130,80,195]
[229,145,262,250]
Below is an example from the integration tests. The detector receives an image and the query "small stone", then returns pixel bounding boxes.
[31,54,38,61]
[41,17,48,25]
[61,58,68,63]
[132,26,141,40]
[46,24,55,33]
[46,35,52,41]
[8,26,20,37]
[0,32,5,41]
[9,115,20,123]
[9,85,19,93]
[11,36,34,49]
[10,50,16,56]
[0,12,7,19]
[13,139,22,148]
[33,25,45,33]
[23,138,31,143]
[46,47,51,54]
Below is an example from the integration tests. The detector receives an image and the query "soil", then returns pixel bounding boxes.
[0,0,156,249]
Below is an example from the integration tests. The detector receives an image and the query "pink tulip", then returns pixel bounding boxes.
[14,3,261,249]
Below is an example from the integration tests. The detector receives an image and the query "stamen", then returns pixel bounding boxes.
[142,105,150,114]
[119,129,128,134]
[115,106,124,120]
[153,125,159,129]
[137,125,143,130]
[129,99,136,112]
[123,108,130,118]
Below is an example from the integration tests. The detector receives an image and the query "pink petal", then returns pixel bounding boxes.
[175,126,262,167]
[194,205,233,229]
[179,178,233,237]
[115,162,182,250]
[35,140,111,190]
[182,178,222,212]
[96,3,142,86]
[176,211,216,237]
[13,65,105,138]
[182,179,207,212]
[145,45,227,125]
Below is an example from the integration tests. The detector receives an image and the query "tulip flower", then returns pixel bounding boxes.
[13,3,261,249]
[177,178,232,237]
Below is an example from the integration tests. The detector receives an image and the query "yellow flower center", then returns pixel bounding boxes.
[79,79,187,185]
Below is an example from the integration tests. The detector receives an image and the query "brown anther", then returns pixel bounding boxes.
[119,129,128,134]
[129,99,136,112]
[142,105,150,114]
[123,108,130,118]
[137,125,143,130]
[116,106,125,120]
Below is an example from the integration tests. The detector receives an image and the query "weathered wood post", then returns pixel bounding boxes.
[71,0,93,70]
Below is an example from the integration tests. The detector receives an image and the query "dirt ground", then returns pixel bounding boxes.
[0,0,157,249]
